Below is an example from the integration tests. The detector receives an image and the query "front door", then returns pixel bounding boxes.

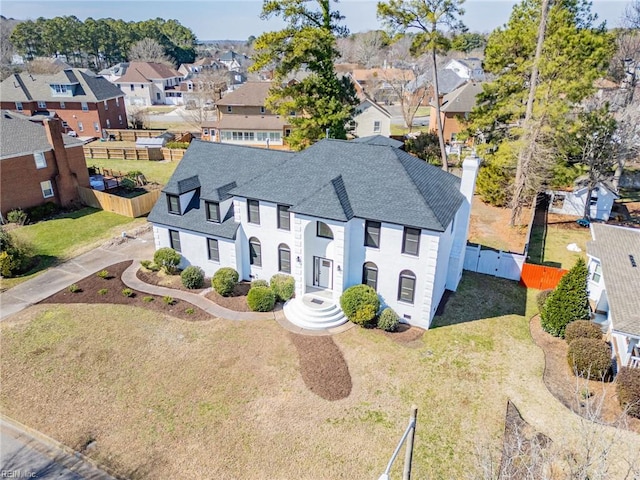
[313,256,332,289]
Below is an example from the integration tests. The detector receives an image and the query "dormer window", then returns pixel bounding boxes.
[206,201,220,223]
[167,194,180,215]
[50,83,74,97]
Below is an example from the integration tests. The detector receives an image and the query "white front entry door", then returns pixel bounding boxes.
[313,256,332,289]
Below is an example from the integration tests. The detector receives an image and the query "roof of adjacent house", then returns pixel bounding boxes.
[215,82,272,107]
[149,139,464,237]
[202,114,287,130]
[0,110,83,159]
[1,68,125,103]
[351,68,413,84]
[587,224,640,337]
[439,82,484,113]
[405,69,467,95]
[351,135,403,148]
[117,62,182,83]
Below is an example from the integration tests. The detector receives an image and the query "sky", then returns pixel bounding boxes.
[0,0,631,40]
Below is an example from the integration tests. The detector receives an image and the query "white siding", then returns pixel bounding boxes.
[353,101,391,138]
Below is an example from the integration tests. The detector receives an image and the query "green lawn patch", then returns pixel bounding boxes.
[87,159,178,185]
[527,221,590,269]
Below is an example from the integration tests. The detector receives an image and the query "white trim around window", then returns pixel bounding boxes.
[40,180,54,198]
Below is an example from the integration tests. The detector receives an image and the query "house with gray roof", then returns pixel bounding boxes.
[429,81,484,143]
[0,68,127,135]
[587,223,640,369]
[148,138,480,330]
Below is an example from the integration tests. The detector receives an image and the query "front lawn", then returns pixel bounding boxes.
[87,158,178,185]
[1,208,142,290]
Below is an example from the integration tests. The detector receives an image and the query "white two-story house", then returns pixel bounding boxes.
[148,137,479,330]
[587,223,640,369]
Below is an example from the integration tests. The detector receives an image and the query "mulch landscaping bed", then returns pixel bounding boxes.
[40,261,212,321]
[288,333,352,401]
[205,282,252,312]
[530,315,640,432]
[136,267,209,293]
[380,323,425,346]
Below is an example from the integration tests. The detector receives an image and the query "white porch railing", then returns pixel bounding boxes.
[629,356,640,368]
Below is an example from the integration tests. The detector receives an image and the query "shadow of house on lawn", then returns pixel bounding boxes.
[431,271,527,328]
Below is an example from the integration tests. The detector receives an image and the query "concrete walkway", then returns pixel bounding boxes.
[1,415,118,480]
[0,229,350,336]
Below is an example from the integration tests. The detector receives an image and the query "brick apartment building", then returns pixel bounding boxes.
[0,111,90,218]
[0,69,127,136]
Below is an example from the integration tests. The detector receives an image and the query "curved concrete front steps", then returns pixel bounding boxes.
[283,293,348,330]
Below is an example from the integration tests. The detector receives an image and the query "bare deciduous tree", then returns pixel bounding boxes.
[129,38,174,66]
[179,70,228,129]
[354,30,386,67]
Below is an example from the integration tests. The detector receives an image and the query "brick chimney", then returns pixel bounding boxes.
[44,118,78,208]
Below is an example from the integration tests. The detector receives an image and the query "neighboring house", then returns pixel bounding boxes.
[429,81,484,143]
[406,69,468,107]
[0,68,127,135]
[548,180,619,221]
[0,112,90,218]
[147,138,480,330]
[201,82,291,149]
[351,95,391,138]
[112,62,184,106]
[99,62,130,83]
[178,58,225,78]
[587,223,640,369]
[351,68,415,104]
[218,51,249,72]
[444,58,485,81]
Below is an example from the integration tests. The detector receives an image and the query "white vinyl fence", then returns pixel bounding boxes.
[463,244,525,281]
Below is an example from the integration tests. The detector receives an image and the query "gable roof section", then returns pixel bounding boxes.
[0,111,83,159]
[439,82,484,113]
[351,135,403,149]
[588,224,640,337]
[117,62,182,83]
[1,69,124,102]
[215,82,272,107]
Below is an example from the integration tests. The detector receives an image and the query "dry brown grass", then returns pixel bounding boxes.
[468,195,530,253]
[2,280,638,478]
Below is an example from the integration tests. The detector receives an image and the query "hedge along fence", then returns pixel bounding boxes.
[77,186,161,217]
[83,146,164,161]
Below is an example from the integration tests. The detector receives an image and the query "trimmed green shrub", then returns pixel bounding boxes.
[163,295,175,305]
[567,338,612,380]
[270,274,295,302]
[378,307,400,332]
[616,367,640,418]
[536,289,553,312]
[153,247,181,274]
[140,260,152,269]
[0,230,32,277]
[212,267,239,297]
[181,265,204,289]
[251,279,269,288]
[541,258,590,338]
[6,208,27,225]
[143,296,154,302]
[122,288,134,297]
[340,284,380,327]
[68,284,81,293]
[185,307,195,315]
[165,141,190,149]
[565,320,603,345]
[247,285,276,312]
[97,269,109,279]
[24,202,59,222]
[98,289,108,295]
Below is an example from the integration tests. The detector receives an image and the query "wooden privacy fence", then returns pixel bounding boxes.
[77,187,161,218]
[105,129,171,142]
[162,148,186,161]
[83,146,164,161]
[463,244,525,281]
[520,263,568,290]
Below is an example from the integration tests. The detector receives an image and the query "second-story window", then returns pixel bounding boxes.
[34,152,47,169]
[277,205,290,230]
[37,101,47,109]
[167,194,180,215]
[373,120,381,133]
[364,221,381,248]
[247,199,260,224]
[227,106,232,113]
[402,227,421,256]
[206,201,220,223]
[317,222,333,239]
[81,102,88,111]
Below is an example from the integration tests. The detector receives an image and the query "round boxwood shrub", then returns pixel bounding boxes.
[247,285,275,312]
[536,289,553,312]
[564,320,603,345]
[181,265,204,289]
[616,367,640,418]
[567,338,612,380]
[153,247,181,274]
[212,267,239,297]
[270,274,295,302]
[340,284,380,327]
[378,307,400,332]
[251,279,269,288]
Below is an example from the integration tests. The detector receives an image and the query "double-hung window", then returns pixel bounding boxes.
[167,195,180,215]
[206,201,220,222]
[278,244,291,273]
[207,238,219,262]
[40,181,54,198]
[364,221,381,248]
[81,102,88,111]
[34,152,47,169]
[247,199,260,224]
[277,205,290,230]
[592,263,602,283]
[402,227,421,256]
[169,230,181,252]
[398,270,416,304]
[249,237,262,266]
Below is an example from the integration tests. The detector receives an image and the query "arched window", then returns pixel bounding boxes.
[249,237,261,267]
[317,221,334,239]
[362,262,378,291]
[278,243,291,273]
[398,270,416,304]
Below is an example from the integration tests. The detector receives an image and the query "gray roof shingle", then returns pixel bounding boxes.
[0,111,83,159]
[588,224,640,337]
[351,135,403,149]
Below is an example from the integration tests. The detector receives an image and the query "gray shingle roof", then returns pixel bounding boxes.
[439,82,484,113]
[0,111,83,159]
[151,139,464,236]
[1,69,124,103]
[587,224,640,337]
[351,135,403,149]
